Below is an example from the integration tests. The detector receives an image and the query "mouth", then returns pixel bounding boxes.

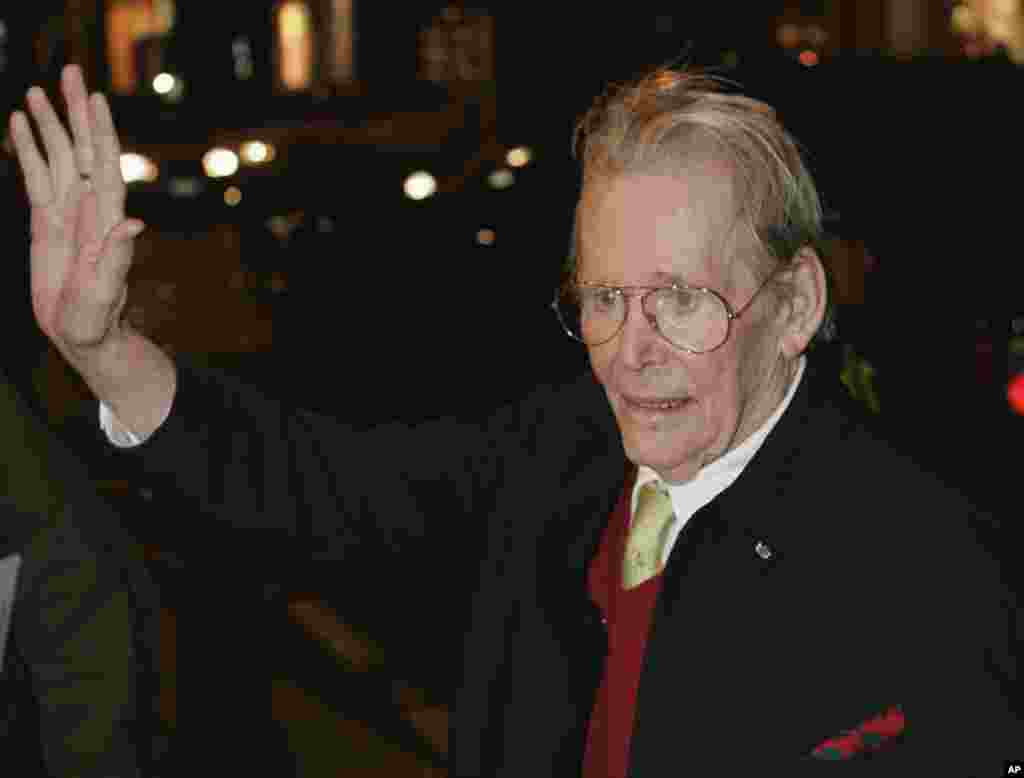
[621,394,692,414]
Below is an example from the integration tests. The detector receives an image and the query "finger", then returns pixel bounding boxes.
[87,221,140,292]
[62,65,95,177]
[89,92,126,226]
[97,219,146,265]
[25,86,77,196]
[8,111,55,206]
[112,218,146,240]
[74,184,102,250]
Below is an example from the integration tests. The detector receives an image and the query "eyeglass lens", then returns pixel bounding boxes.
[556,286,729,352]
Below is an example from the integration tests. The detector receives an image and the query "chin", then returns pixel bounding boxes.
[619,419,713,478]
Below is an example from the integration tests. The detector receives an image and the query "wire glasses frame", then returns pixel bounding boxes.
[551,262,784,354]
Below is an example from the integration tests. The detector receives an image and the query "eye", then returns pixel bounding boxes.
[664,287,700,314]
[582,286,620,312]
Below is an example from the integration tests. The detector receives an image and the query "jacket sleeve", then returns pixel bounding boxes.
[119,358,514,577]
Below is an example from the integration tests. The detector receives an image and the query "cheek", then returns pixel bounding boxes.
[688,354,744,424]
[688,350,733,398]
[586,344,615,383]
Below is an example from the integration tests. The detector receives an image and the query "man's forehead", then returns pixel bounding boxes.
[580,159,735,208]
[575,170,739,284]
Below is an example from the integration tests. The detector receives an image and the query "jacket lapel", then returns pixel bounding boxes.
[630,363,855,765]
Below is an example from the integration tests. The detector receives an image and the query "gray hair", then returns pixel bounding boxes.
[568,66,837,344]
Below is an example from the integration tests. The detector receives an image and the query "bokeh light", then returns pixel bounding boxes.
[488,169,515,189]
[152,72,176,94]
[799,49,819,66]
[506,147,532,168]
[403,171,437,200]
[240,140,275,165]
[203,148,240,178]
[224,186,243,206]
[777,24,801,48]
[119,153,159,184]
[1008,373,1024,415]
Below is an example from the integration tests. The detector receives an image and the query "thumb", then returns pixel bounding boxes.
[84,219,145,269]
[112,219,146,240]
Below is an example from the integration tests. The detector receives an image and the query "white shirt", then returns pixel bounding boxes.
[630,356,806,566]
[99,397,176,447]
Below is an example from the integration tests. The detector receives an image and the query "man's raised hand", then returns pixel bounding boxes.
[9,64,144,355]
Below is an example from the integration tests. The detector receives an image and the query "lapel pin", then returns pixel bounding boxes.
[754,540,773,560]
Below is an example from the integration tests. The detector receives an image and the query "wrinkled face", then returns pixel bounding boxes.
[577,170,796,483]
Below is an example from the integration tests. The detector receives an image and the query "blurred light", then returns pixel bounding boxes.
[777,23,801,48]
[168,177,203,198]
[154,0,175,33]
[233,36,255,80]
[240,140,275,165]
[806,25,828,46]
[985,0,1018,39]
[203,148,239,178]
[331,0,355,82]
[119,152,159,184]
[278,1,314,91]
[964,39,985,57]
[476,228,496,246]
[798,49,819,66]
[1008,372,1024,415]
[488,168,515,189]
[267,212,304,241]
[963,0,1024,63]
[952,4,977,33]
[224,186,242,206]
[506,147,532,168]
[152,72,176,94]
[403,171,437,200]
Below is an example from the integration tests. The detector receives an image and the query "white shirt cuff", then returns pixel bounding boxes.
[99,400,172,448]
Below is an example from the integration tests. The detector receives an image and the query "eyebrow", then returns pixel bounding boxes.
[648,271,689,284]
[582,271,693,287]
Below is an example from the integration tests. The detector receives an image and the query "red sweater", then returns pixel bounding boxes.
[583,467,664,778]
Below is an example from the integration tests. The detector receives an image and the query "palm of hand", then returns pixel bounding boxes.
[30,179,129,347]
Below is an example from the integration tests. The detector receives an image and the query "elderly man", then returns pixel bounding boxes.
[11,64,1019,774]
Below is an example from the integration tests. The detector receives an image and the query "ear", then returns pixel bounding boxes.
[776,246,828,359]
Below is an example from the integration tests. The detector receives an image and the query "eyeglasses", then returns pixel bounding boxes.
[551,265,781,354]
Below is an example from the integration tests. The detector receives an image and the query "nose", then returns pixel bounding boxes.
[614,293,671,370]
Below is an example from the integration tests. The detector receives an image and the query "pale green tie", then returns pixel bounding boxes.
[622,480,678,590]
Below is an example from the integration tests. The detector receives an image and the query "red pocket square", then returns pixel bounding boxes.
[810,706,906,760]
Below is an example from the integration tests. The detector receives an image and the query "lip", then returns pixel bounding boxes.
[621,394,692,413]
[621,394,690,405]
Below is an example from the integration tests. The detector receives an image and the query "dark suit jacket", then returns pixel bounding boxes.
[122,354,1020,775]
[0,375,164,777]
